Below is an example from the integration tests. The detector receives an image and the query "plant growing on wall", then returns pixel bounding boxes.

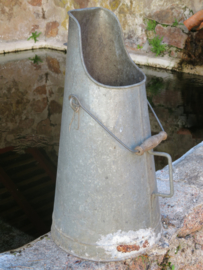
[27,31,42,43]
[172,18,184,27]
[146,20,157,32]
[137,44,143,49]
[29,55,43,65]
[149,36,166,56]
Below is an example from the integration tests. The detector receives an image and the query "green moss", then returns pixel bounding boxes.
[29,55,43,65]
[149,36,166,56]
[172,18,184,27]
[175,245,181,254]
[146,19,157,32]
[147,77,165,95]
[137,44,143,49]
[158,251,175,270]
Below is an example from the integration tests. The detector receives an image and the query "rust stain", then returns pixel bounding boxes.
[117,244,140,253]
[142,240,149,248]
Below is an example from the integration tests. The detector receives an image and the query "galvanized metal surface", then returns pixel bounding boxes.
[69,95,165,154]
[51,7,164,261]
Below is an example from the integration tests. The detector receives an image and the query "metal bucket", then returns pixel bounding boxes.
[51,7,174,262]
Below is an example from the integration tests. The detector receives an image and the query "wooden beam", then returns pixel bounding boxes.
[0,147,14,154]
[26,148,56,182]
[0,167,48,235]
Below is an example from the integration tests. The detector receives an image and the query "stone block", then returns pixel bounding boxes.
[34,85,46,95]
[128,256,149,270]
[36,119,52,135]
[73,0,89,9]
[147,5,186,25]
[28,0,42,6]
[194,229,203,245]
[155,24,188,49]
[31,97,47,113]
[49,100,62,115]
[178,205,203,237]
[46,56,61,74]
[110,0,121,11]
[45,21,59,38]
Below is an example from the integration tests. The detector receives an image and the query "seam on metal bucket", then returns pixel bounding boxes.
[51,220,162,262]
[51,219,162,247]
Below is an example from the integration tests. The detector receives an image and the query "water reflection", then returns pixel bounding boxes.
[0,50,65,251]
[141,66,203,169]
[0,49,203,251]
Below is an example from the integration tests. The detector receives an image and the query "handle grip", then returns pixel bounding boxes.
[149,150,174,198]
[135,131,167,156]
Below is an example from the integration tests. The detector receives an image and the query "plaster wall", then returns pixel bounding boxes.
[0,0,202,52]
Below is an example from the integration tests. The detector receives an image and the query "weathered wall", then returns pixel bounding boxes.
[0,0,203,57]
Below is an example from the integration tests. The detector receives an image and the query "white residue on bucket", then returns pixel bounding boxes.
[96,228,160,259]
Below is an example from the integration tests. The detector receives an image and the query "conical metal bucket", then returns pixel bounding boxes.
[51,7,174,262]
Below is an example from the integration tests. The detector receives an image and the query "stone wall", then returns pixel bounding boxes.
[1,0,203,60]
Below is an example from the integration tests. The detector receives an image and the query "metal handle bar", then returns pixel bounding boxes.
[69,94,138,153]
[149,150,174,198]
[69,94,165,154]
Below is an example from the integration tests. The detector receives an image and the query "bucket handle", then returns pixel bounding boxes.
[149,150,174,198]
[69,94,174,198]
[69,94,167,154]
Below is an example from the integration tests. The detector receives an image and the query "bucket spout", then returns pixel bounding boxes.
[69,8,144,86]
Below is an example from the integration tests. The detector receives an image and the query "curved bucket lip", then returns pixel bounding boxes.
[68,7,146,90]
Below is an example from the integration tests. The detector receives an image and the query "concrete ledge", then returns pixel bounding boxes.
[0,40,67,54]
[130,53,179,71]
[130,53,203,76]
[1,40,203,76]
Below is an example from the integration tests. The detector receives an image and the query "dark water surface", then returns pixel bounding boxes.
[0,49,203,252]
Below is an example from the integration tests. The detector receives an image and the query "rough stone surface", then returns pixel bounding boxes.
[0,219,34,253]
[30,24,39,34]
[46,56,61,73]
[147,5,187,25]
[31,97,48,113]
[33,84,47,95]
[36,118,52,135]
[178,205,203,237]
[0,1,202,58]
[45,21,60,38]
[49,100,62,114]
[155,24,188,49]
[73,0,90,9]
[18,118,34,129]
[194,230,203,245]
[28,0,42,6]
[1,142,203,269]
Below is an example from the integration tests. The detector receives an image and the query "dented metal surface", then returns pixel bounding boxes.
[51,7,162,261]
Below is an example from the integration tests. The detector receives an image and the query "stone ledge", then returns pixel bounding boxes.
[130,53,203,76]
[0,40,67,54]
[1,41,203,76]
[1,142,203,269]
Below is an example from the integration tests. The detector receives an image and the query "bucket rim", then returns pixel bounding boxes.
[68,7,146,90]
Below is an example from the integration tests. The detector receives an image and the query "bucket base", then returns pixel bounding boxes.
[51,220,162,262]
